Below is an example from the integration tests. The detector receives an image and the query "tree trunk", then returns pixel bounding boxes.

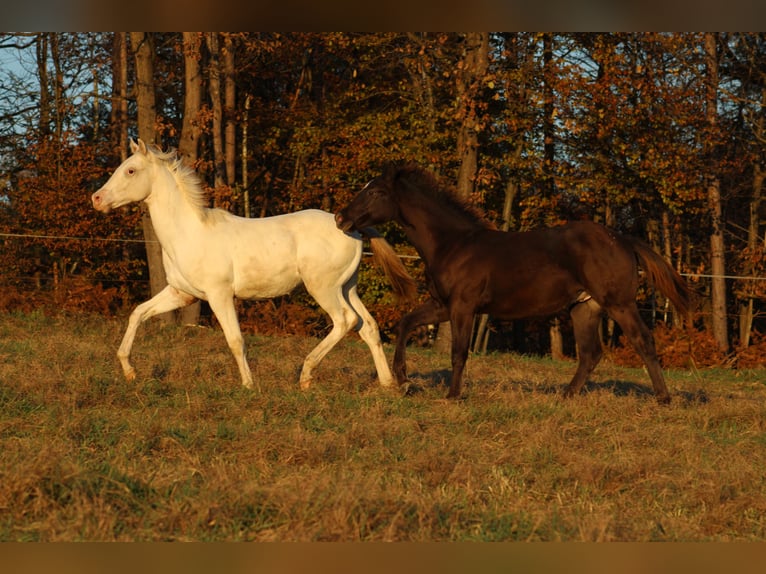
[739,161,764,347]
[178,32,202,164]
[50,33,63,154]
[177,32,204,327]
[705,32,729,353]
[223,33,237,187]
[455,32,489,198]
[542,33,564,360]
[242,93,251,218]
[110,32,129,161]
[738,74,766,348]
[206,32,226,197]
[36,34,51,139]
[434,32,489,355]
[130,32,173,325]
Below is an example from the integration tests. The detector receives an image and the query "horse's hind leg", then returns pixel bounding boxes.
[563,298,604,398]
[609,304,671,404]
[393,298,449,386]
[346,283,395,387]
[299,285,356,389]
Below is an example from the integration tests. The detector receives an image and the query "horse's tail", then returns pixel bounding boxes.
[363,227,418,303]
[628,237,693,322]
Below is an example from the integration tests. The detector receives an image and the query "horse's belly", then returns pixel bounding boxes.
[233,270,302,300]
[482,279,576,319]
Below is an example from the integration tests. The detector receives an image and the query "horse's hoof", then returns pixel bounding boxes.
[242,380,261,393]
[378,377,396,389]
[562,386,578,398]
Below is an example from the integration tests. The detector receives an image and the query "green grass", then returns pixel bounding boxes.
[1,311,765,541]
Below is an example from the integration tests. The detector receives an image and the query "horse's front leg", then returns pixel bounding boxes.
[393,298,448,386]
[446,308,474,399]
[118,285,196,381]
[207,291,256,391]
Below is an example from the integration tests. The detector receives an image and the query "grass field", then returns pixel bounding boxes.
[1,310,765,541]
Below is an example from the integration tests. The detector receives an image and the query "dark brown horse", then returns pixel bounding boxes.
[335,163,691,404]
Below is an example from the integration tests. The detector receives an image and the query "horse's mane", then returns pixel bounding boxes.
[386,163,494,230]
[146,145,211,217]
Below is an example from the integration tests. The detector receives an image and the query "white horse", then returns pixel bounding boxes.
[92,139,415,391]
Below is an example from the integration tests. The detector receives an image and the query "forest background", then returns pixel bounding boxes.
[0,32,764,368]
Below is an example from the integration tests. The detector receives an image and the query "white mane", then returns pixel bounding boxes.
[147,146,211,218]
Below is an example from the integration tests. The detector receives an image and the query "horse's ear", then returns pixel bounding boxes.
[133,138,148,155]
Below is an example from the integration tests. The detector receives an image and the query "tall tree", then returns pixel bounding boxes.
[726,33,766,348]
[705,32,729,352]
[206,32,226,197]
[455,32,489,197]
[35,33,51,139]
[435,32,489,355]
[223,33,237,187]
[129,31,173,325]
[110,32,128,161]
[542,33,564,360]
[176,32,204,327]
[178,32,202,164]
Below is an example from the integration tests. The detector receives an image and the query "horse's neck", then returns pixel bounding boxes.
[400,197,473,264]
[145,168,205,246]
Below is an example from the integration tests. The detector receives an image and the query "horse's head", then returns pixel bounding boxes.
[92,139,155,213]
[335,168,399,233]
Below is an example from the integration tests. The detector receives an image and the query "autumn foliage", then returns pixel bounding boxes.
[0,33,764,369]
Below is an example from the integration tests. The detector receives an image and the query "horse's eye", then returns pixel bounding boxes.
[126,168,135,176]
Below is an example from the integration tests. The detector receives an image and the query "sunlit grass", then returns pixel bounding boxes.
[1,311,765,541]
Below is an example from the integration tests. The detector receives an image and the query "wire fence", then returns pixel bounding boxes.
[2,231,764,282]
[3,231,766,325]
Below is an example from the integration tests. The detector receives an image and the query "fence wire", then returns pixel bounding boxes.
[1,231,765,282]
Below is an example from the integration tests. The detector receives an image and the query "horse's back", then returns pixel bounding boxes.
[202,208,360,299]
[444,220,639,316]
[252,209,362,284]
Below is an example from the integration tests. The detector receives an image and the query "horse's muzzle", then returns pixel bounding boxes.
[91,189,111,213]
[335,211,354,232]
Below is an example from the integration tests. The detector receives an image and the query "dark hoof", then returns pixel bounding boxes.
[399,380,422,396]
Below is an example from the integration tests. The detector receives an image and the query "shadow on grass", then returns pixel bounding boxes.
[402,370,710,405]
[401,370,453,396]
[583,379,709,404]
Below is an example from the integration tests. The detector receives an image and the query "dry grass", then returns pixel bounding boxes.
[1,310,765,541]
